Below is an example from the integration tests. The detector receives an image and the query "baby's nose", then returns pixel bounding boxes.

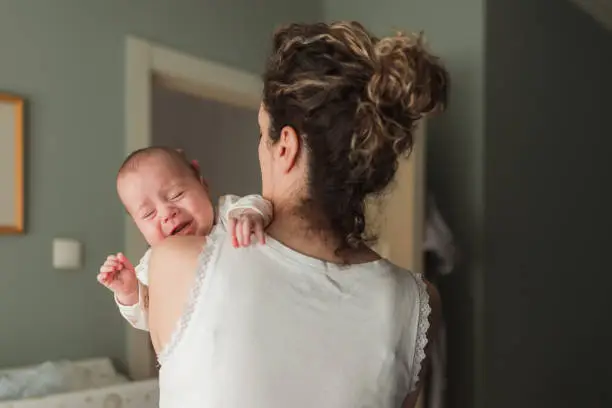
[161,207,179,222]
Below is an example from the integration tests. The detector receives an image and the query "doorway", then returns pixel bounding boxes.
[151,76,261,203]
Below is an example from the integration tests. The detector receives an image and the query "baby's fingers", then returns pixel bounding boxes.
[102,256,122,270]
[240,217,252,247]
[253,222,266,245]
[99,264,115,274]
[228,218,239,248]
[97,271,114,287]
[117,253,135,271]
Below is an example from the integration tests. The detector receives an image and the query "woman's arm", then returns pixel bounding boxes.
[402,281,442,408]
[147,235,207,355]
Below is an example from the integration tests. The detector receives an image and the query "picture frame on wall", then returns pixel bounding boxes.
[0,93,24,234]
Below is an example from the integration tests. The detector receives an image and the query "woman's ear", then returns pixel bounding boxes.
[277,125,300,173]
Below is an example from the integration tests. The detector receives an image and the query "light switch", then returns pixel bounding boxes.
[53,238,83,269]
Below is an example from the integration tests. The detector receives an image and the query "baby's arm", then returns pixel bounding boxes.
[98,252,150,331]
[223,194,273,226]
[220,194,274,247]
[115,284,149,331]
[119,251,151,331]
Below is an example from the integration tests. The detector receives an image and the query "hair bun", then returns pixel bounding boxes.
[349,32,449,201]
[367,33,448,118]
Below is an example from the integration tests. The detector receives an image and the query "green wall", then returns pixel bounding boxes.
[0,0,322,369]
[485,0,612,406]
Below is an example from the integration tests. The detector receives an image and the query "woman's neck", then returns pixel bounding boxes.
[265,207,380,265]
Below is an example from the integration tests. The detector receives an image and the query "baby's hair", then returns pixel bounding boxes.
[118,146,200,179]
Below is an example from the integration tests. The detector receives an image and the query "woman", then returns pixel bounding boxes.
[147,21,449,408]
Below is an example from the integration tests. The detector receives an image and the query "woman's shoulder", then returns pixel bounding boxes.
[150,235,206,261]
[148,236,207,287]
[374,262,441,330]
[154,234,206,251]
[147,235,208,354]
[366,259,424,288]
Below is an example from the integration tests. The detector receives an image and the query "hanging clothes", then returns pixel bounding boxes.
[423,193,456,276]
[423,193,456,408]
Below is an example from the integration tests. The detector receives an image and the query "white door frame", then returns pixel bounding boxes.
[124,36,262,379]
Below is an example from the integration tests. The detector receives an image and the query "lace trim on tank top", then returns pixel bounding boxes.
[156,227,221,366]
[410,272,432,393]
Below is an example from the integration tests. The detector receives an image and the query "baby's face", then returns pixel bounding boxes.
[117,156,214,246]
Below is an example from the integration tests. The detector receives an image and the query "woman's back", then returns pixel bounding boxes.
[156,225,431,408]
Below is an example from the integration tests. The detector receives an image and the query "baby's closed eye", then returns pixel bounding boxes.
[141,210,155,219]
[169,191,185,200]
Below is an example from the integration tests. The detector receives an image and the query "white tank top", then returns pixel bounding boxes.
[156,223,431,408]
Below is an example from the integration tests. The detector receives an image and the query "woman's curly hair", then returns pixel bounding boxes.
[262,21,449,253]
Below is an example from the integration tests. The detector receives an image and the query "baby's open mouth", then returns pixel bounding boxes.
[170,221,192,236]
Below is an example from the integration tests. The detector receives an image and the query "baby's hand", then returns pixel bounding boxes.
[97,253,139,306]
[228,210,266,248]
